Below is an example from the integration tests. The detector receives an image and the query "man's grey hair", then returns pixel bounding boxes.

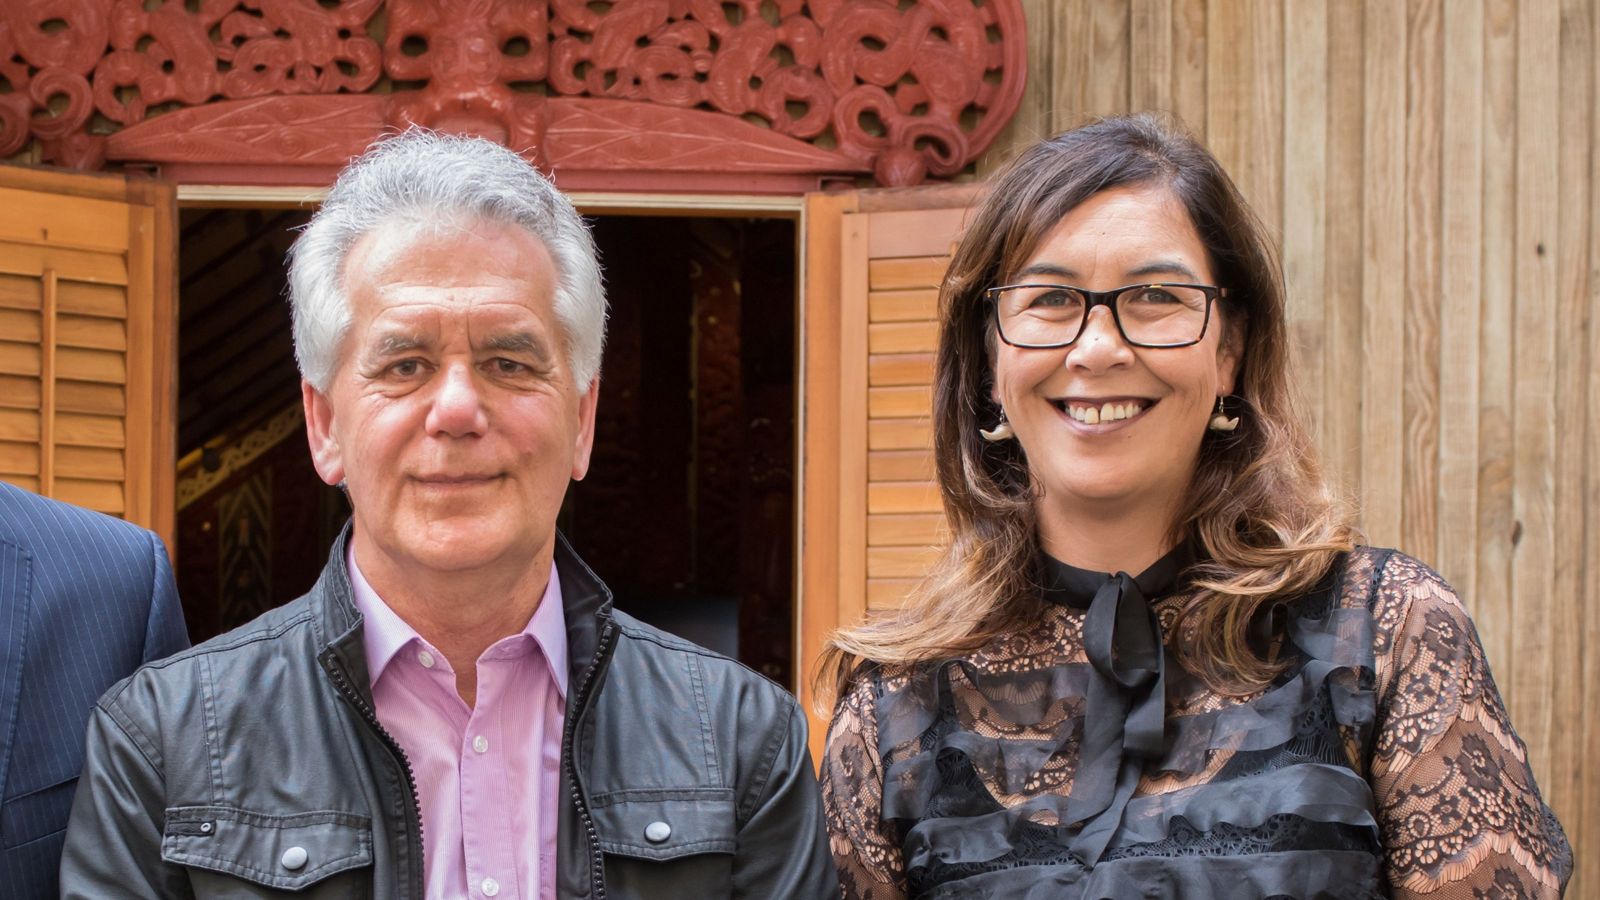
[288,129,606,392]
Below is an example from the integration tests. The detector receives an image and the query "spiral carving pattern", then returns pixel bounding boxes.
[0,0,1023,185]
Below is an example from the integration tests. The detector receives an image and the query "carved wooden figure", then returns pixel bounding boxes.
[1,0,1026,188]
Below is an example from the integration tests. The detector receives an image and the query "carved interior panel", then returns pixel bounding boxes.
[1,0,1026,187]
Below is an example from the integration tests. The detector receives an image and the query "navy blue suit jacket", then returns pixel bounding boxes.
[0,481,189,899]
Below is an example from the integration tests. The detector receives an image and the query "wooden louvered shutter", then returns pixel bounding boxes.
[0,165,177,548]
[798,184,978,755]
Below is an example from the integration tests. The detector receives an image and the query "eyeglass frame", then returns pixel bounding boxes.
[983,282,1227,349]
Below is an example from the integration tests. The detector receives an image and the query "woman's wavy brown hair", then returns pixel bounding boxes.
[819,113,1359,703]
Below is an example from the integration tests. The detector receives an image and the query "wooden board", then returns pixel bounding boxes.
[798,187,972,765]
[0,166,176,551]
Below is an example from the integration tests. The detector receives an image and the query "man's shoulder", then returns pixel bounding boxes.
[100,593,321,712]
[609,610,798,712]
[0,480,157,558]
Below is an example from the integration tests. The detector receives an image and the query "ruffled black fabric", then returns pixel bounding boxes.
[874,547,1388,898]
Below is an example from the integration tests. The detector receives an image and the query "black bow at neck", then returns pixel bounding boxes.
[1040,542,1193,867]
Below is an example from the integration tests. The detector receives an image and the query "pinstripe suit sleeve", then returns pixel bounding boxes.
[0,483,191,899]
[141,530,187,665]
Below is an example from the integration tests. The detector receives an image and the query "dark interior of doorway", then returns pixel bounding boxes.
[173,209,798,687]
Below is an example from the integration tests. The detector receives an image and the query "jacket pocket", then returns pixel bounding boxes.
[1,777,75,849]
[592,789,736,899]
[161,806,372,898]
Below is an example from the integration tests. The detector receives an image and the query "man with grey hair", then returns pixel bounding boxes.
[60,131,837,899]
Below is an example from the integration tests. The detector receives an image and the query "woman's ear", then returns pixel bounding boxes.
[1216,315,1245,396]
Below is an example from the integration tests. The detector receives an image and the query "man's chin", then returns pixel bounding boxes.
[387,516,539,572]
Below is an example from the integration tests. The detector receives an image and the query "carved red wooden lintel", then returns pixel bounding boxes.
[0,0,1026,190]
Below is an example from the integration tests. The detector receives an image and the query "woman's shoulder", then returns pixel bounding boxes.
[1331,546,1492,687]
[1333,546,1465,618]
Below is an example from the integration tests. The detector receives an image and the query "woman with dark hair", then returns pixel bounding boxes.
[818,115,1571,899]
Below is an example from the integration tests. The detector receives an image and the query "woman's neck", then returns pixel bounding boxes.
[1035,494,1180,575]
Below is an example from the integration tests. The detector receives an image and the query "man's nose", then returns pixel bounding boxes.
[426,362,489,437]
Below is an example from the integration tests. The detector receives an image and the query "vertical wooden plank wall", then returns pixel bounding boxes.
[976,0,1598,891]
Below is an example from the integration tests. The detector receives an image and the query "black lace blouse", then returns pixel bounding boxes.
[821,547,1572,899]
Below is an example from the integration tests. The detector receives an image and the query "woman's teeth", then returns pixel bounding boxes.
[1065,401,1146,424]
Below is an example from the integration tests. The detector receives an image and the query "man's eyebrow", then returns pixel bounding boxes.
[369,332,431,356]
[481,331,552,361]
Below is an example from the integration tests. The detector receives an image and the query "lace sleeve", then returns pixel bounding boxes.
[1367,554,1572,898]
[822,671,907,900]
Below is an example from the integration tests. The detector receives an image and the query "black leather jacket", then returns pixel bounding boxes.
[60,529,837,899]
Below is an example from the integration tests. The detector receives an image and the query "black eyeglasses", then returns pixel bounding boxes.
[985,282,1224,349]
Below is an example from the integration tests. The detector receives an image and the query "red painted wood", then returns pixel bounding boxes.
[1,0,1027,187]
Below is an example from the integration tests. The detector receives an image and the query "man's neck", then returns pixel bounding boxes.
[351,531,554,705]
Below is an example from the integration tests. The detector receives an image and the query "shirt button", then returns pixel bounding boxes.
[473,735,489,753]
[645,821,672,843]
[481,877,500,896]
[280,846,308,870]
[417,650,436,668]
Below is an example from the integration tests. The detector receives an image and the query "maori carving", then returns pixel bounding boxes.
[2,0,1026,187]
[2,0,384,169]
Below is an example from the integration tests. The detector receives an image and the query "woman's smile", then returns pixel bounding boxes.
[1051,396,1156,431]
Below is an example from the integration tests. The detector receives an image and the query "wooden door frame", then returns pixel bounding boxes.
[795,182,982,758]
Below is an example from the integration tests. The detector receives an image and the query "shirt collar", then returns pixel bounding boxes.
[1040,541,1195,609]
[346,542,569,697]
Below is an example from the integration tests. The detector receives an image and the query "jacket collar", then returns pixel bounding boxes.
[310,522,615,692]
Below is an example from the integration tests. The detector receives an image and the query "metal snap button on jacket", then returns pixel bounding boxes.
[280,846,308,871]
[644,821,672,843]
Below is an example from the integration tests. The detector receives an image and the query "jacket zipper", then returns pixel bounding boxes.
[564,619,617,900]
[325,656,427,898]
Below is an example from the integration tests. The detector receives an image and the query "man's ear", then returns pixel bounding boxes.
[303,380,346,487]
[570,376,600,482]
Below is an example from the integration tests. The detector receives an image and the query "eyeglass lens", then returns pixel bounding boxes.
[995,284,1210,347]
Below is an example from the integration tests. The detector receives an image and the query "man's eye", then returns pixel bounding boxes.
[390,359,423,377]
[493,358,525,375]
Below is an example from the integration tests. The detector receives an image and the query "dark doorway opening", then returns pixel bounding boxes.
[564,216,797,685]
[172,209,798,687]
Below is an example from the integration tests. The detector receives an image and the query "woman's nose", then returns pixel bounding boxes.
[1066,306,1134,370]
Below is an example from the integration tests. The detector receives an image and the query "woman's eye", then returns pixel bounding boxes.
[1032,289,1077,308]
[1131,287,1179,304]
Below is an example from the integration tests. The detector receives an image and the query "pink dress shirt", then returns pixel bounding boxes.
[348,546,568,900]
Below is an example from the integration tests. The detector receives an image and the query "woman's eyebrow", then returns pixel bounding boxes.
[1012,259,1200,282]
[1125,259,1201,280]
[1015,262,1078,280]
